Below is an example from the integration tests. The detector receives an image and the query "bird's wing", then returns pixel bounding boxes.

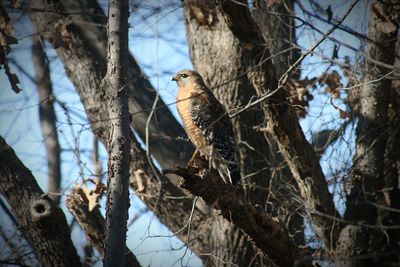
[189,91,236,163]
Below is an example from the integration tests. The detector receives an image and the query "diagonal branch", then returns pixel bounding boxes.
[163,158,312,267]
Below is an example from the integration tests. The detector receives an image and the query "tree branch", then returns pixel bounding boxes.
[31,35,62,205]
[0,135,81,267]
[66,187,140,267]
[163,158,312,267]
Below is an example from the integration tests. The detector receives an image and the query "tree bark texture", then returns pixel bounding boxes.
[31,35,62,205]
[66,187,141,267]
[336,1,400,266]
[0,135,81,267]
[212,0,342,250]
[103,0,131,266]
[29,0,210,257]
[252,0,300,79]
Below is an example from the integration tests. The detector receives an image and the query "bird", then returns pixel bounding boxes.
[172,69,240,184]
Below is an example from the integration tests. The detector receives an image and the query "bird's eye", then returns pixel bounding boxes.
[180,74,188,78]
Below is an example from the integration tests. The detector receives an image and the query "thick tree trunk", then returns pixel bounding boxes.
[102,0,131,266]
[0,135,81,267]
[252,0,300,79]
[31,35,62,205]
[382,33,400,264]
[336,1,400,266]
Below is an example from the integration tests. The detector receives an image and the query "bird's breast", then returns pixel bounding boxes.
[177,88,208,155]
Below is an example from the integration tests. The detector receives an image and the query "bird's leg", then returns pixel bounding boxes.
[187,148,199,166]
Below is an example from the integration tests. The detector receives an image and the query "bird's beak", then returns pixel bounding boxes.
[172,75,178,81]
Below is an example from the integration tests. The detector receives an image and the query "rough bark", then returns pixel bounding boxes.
[92,136,102,182]
[184,1,303,265]
[0,135,81,267]
[382,30,400,265]
[102,0,131,266]
[30,0,193,169]
[252,0,300,79]
[66,187,141,267]
[336,1,400,266]
[164,158,312,267]
[213,0,342,250]
[29,0,209,257]
[31,35,62,205]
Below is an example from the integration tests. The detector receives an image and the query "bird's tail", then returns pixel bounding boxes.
[212,155,241,184]
[228,163,241,185]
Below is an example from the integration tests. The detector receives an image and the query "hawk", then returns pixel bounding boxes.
[172,70,240,184]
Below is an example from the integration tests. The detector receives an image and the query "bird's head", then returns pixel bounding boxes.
[172,70,205,88]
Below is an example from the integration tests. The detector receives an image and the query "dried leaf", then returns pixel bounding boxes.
[326,6,333,23]
[134,169,147,200]
[285,79,314,118]
[319,70,343,98]
[11,0,21,8]
[4,61,21,93]
[332,89,340,99]
[0,4,21,94]
[53,22,73,49]
[82,182,105,212]
[266,0,280,9]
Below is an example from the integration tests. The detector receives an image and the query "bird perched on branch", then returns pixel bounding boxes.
[172,70,240,184]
